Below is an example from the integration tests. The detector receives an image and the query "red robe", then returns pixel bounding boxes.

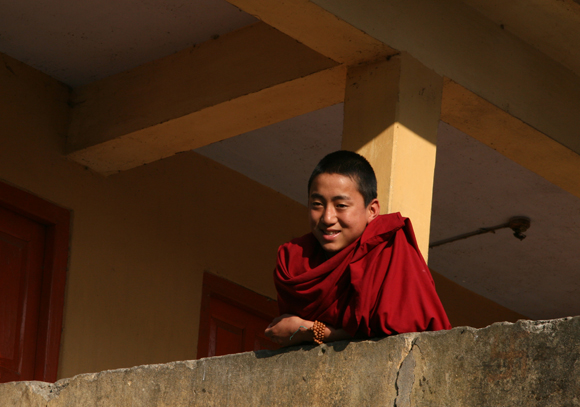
[274,213,451,338]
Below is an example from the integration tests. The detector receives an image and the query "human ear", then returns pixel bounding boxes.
[367,199,380,222]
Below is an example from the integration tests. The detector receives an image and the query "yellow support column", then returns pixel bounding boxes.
[342,53,443,259]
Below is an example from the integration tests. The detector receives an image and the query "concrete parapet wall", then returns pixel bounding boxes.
[2,317,580,406]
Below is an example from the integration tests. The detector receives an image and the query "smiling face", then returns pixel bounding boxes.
[309,173,380,257]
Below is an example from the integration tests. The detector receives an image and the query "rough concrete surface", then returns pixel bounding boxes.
[2,317,580,406]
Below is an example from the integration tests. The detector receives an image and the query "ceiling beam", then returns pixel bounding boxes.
[227,0,580,198]
[310,0,580,159]
[225,0,396,65]
[442,79,580,200]
[67,22,345,175]
[462,0,580,76]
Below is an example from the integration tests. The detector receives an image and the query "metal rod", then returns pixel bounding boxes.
[429,216,531,249]
[429,223,509,248]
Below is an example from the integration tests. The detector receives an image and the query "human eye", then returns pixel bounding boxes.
[310,200,323,208]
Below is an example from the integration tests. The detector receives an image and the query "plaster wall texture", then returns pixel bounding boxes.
[2,317,579,406]
[0,52,308,379]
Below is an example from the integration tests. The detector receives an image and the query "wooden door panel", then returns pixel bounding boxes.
[211,318,245,357]
[243,308,277,352]
[209,298,246,357]
[0,181,69,383]
[206,295,276,357]
[197,273,280,359]
[0,233,24,363]
[0,206,46,383]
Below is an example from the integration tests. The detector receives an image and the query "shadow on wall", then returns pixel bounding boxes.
[431,268,527,328]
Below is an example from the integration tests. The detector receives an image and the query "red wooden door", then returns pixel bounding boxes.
[0,206,46,382]
[197,273,279,358]
[0,181,69,383]
[206,295,278,357]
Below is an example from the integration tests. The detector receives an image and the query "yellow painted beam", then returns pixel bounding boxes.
[225,0,395,65]
[68,66,346,175]
[67,22,344,175]
[312,0,580,158]
[442,79,580,200]
[342,54,443,258]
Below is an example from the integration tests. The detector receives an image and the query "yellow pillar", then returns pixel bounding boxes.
[342,53,443,259]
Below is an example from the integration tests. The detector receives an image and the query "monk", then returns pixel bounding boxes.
[265,150,451,346]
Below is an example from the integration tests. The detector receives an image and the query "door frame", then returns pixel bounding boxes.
[0,180,70,382]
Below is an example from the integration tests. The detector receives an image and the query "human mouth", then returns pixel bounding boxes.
[321,230,340,240]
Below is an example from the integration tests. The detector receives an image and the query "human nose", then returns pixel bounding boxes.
[321,205,337,225]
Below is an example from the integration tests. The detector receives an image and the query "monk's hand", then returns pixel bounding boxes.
[264,314,313,347]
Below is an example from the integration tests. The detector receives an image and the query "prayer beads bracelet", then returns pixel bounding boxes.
[308,320,326,345]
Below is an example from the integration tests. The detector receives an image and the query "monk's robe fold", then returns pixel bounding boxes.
[274,213,451,338]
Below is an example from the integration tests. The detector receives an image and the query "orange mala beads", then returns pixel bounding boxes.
[308,320,326,345]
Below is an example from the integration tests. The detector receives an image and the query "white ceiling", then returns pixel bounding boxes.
[196,104,344,205]
[2,0,580,321]
[430,122,580,320]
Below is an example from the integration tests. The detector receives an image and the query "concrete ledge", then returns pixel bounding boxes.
[3,317,580,406]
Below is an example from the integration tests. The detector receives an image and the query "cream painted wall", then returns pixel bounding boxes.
[0,54,309,378]
[430,270,527,329]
